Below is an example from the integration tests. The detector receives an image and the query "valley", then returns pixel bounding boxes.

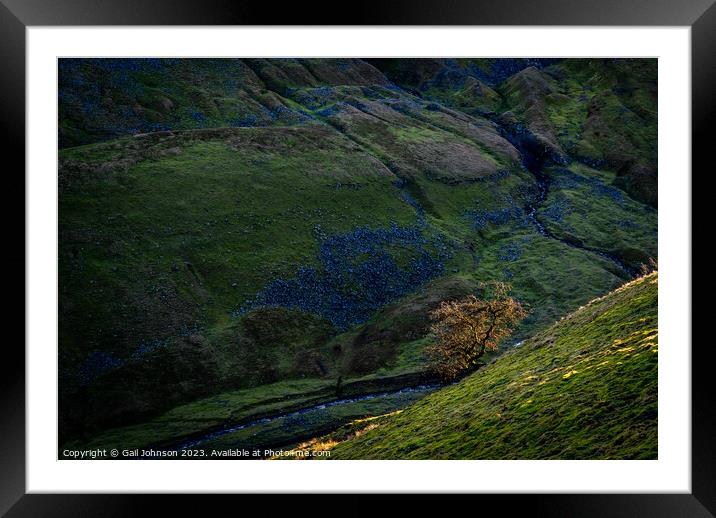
[58,58,657,458]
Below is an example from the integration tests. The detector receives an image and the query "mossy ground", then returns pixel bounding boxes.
[60,378,334,454]
[325,273,658,459]
[60,374,436,456]
[58,59,657,453]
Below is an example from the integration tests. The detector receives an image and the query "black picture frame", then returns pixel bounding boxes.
[3,0,711,514]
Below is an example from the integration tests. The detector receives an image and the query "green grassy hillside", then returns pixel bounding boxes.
[369,58,657,207]
[58,59,657,447]
[324,272,657,459]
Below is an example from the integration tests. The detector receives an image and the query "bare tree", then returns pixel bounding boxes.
[427,282,527,381]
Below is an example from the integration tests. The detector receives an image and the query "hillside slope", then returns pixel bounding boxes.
[327,272,657,459]
[370,58,658,207]
[58,58,657,446]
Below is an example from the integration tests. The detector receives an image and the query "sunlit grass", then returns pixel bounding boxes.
[329,272,658,459]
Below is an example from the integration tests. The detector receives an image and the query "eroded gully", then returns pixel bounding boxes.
[496,122,637,279]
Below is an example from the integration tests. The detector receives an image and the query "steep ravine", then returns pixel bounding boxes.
[495,122,638,279]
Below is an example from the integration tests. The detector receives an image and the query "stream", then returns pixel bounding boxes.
[165,383,440,454]
[154,116,634,457]
[495,122,637,278]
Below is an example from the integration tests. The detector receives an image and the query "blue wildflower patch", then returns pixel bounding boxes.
[189,110,207,123]
[464,206,524,231]
[131,338,170,360]
[229,114,259,127]
[551,168,625,205]
[238,222,449,330]
[541,195,572,222]
[315,105,342,118]
[77,351,124,387]
[498,243,522,262]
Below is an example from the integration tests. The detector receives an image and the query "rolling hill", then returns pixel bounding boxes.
[58,58,657,449]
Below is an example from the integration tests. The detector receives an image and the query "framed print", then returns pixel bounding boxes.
[4,0,712,514]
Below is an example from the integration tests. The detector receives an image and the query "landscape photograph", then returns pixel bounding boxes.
[58,57,658,460]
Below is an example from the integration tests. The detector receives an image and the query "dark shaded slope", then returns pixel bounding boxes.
[58,59,657,447]
[58,58,394,148]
